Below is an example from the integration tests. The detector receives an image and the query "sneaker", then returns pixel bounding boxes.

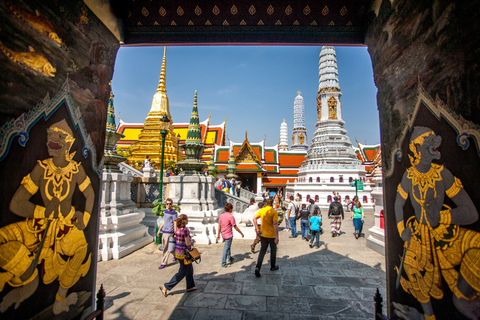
[172,258,177,262]
[309,244,313,248]
[332,233,336,237]
[222,264,231,268]
[228,257,235,264]
[270,265,279,271]
[255,268,261,277]
[159,265,166,269]
[250,245,255,254]
[289,236,295,238]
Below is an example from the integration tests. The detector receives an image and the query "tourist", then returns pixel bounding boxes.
[253,198,279,277]
[143,155,151,169]
[308,199,322,233]
[351,200,365,239]
[231,178,236,196]
[217,203,244,268]
[236,181,241,196]
[287,196,297,238]
[161,214,196,296]
[157,198,178,269]
[309,209,322,248]
[350,195,358,211]
[328,196,344,237]
[298,203,310,240]
[222,176,230,193]
[244,185,250,192]
[250,202,264,253]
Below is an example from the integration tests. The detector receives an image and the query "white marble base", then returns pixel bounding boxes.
[366,225,385,256]
[99,172,152,261]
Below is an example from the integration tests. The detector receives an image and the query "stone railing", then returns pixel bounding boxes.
[118,162,143,177]
[238,188,256,201]
[215,189,249,213]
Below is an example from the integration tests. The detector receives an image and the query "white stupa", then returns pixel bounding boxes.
[291,91,308,151]
[286,46,374,213]
[279,119,288,151]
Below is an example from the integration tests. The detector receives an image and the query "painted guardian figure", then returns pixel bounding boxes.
[0,119,94,315]
[395,126,480,319]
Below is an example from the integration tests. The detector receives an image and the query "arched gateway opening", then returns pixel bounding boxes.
[0,1,479,319]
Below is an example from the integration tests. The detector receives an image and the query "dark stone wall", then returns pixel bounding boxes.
[366,1,480,318]
[0,0,118,318]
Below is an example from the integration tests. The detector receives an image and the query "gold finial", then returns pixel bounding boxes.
[283,118,285,122]
[207,110,212,120]
[157,46,167,93]
[245,131,248,139]
[225,114,228,122]
[297,90,301,95]
[264,134,267,142]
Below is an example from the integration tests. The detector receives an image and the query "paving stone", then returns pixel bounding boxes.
[353,286,386,302]
[299,275,336,286]
[183,292,228,309]
[267,297,311,314]
[192,307,243,320]
[243,310,290,320]
[313,286,358,300]
[332,276,383,288]
[289,314,336,320]
[266,274,301,285]
[203,281,243,294]
[242,283,279,296]
[280,266,315,276]
[311,267,346,277]
[234,272,267,284]
[225,294,267,311]
[278,284,316,298]
[167,306,198,320]
[342,268,380,278]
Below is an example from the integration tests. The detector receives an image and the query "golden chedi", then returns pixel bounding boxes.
[127,46,178,169]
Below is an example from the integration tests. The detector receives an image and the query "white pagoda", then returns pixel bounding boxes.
[286,46,374,213]
[279,119,288,151]
[291,91,308,151]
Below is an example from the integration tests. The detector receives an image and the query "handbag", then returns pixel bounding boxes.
[184,248,201,265]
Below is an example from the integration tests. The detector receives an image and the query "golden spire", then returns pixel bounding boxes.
[148,46,171,119]
[297,90,301,95]
[157,46,167,93]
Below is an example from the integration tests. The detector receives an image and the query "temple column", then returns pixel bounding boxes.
[256,172,263,196]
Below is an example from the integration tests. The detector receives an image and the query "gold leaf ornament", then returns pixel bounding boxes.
[240,19,246,25]
[322,6,329,16]
[358,6,366,16]
[159,7,166,17]
[142,7,149,17]
[258,20,264,25]
[293,20,299,25]
[275,20,281,25]
[213,5,220,15]
[177,6,184,16]
[329,20,335,25]
[267,5,274,15]
[231,5,238,15]
[285,5,292,15]
[311,20,317,25]
[195,6,202,16]
[205,20,211,25]
[188,20,194,25]
[249,5,256,15]
[223,20,229,25]
[340,6,347,16]
[303,6,311,15]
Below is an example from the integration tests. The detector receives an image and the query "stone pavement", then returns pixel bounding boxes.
[96,212,387,320]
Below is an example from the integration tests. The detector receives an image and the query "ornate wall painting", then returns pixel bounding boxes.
[384,84,480,319]
[0,83,101,319]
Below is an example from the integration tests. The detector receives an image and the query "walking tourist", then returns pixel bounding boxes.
[250,202,264,253]
[309,209,322,248]
[222,176,230,193]
[350,195,358,211]
[157,198,177,269]
[351,200,365,239]
[236,181,241,196]
[253,198,279,277]
[230,178,236,196]
[217,203,244,268]
[287,196,297,237]
[308,199,322,233]
[299,203,310,240]
[328,196,344,237]
[161,214,196,296]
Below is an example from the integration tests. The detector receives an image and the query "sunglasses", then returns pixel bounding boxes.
[166,203,173,205]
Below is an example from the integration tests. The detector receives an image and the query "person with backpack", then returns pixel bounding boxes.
[287,196,298,238]
[298,203,311,240]
[328,196,344,237]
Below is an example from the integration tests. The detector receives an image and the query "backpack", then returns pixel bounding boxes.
[294,203,299,215]
[330,202,340,216]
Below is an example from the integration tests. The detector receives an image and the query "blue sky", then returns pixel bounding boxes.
[111,46,380,147]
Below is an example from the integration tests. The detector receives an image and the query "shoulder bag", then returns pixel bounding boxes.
[184,248,201,265]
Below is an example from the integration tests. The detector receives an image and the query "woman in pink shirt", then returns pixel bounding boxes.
[217,203,244,268]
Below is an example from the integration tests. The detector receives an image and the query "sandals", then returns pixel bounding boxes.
[161,286,168,297]
[186,287,197,292]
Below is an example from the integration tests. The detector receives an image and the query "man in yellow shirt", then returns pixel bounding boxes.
[253,198,279,277]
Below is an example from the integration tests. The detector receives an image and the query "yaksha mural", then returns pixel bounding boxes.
[394,126,480,320]
[0,119,94,315]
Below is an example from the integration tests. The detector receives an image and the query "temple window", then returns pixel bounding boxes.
[316,177,320,182]
[309,177,312,183]
[327,195,332,203]
[330,177,334,182]
[328,96,337,120]
[306,195,310,202]
[349,177,353,183]
[345,195,350,200]
[339,176,344,183]
[315,195,319,202]
[363,196,368,203]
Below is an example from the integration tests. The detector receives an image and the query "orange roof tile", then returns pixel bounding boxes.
[278,153,306,167]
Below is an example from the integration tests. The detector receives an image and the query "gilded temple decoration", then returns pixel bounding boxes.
[328,96,337,119]
[317,97,322,120]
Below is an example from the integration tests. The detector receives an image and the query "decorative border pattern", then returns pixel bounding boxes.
[385,82,480,177]
[0,80,102,176]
